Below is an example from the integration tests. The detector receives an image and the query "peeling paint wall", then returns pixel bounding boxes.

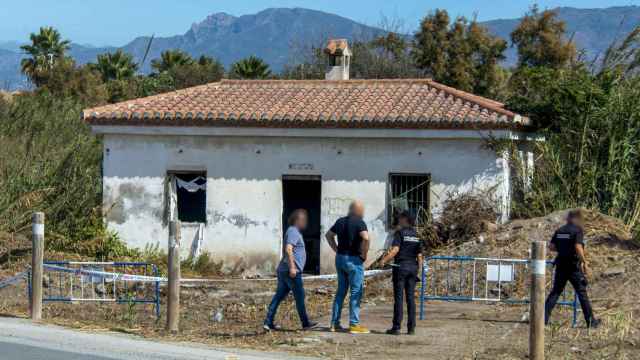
[102,133,508,274]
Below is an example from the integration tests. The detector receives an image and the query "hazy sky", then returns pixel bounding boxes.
[1,0,637,46]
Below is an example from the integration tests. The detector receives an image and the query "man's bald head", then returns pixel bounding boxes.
[349,200,365,218]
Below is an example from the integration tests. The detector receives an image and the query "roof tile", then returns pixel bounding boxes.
[84,79,530,130]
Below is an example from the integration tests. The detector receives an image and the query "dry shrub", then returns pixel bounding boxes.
[437,191,498,244]
[417,224,441,253]
[412,191,499,254]
[182,251,224,278]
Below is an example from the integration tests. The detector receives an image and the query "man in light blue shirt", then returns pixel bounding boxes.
[277,225,307,275]
[264,209,318,331]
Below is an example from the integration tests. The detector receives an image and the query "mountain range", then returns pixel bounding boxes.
[1,6,639,90]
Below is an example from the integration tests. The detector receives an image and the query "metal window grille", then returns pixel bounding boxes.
[388,173,431,227]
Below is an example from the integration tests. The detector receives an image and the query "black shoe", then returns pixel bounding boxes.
[263,323,279,331]
[386,328,401,335]
[407,328,416,335]
[302,321,319,330]
[588,318,601,329]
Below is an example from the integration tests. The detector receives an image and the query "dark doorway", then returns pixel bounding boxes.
[282,176,321,275]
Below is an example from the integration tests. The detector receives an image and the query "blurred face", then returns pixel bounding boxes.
[350,200,365,218]
[398,216,410,228]
[568,215,583,227]
[295,212,308,231]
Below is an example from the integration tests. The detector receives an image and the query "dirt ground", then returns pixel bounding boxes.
[1,208,639,359]
[0,272,631,360]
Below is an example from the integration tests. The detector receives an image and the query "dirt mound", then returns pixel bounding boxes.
[439,208,635,259]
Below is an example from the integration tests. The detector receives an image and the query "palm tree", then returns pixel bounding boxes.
[197,55,216,67]
[20,26,71,86]
[230,56,272,79]
[92,50,139,82]
[151,50,194,73]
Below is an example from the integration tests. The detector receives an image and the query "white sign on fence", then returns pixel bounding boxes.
[487,264,514,282]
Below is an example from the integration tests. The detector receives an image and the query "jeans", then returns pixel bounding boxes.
[392,267,417,331]
[331,254,365,326]
[545,264,595,326]
[264,270,310,327]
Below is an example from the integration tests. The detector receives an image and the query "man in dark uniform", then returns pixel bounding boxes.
[545,209,600,328]
[380,210,424,335]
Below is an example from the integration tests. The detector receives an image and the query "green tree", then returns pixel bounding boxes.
[413,10,450,83]
[371,32,408,61]
[350,37,421,79]
[169,55,225,89]
[91,50,139,82]
[37,58,107,107]
[467,21,509,98]
[20,26,71,86]
[151,50,194,73]
[230,56,272,79]
[412,10,506,97]
[196,55,219,68]
[510,6,576,69]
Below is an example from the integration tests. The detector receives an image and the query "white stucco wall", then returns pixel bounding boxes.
[100,129,510,274]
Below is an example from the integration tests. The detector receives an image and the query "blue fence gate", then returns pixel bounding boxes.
[419,256,579,326]
[29,261,161,319]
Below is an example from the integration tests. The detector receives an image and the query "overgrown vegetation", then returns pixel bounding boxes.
[0,93,102,243]
[511,11,639,237]
[507,38,640,234]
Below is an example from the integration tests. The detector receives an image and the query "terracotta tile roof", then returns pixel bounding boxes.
[83,79,530,130]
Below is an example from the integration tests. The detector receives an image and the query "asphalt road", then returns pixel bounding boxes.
[0,317,314,360]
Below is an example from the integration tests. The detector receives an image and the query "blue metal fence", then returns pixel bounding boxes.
[419,255,579,326]
[29,261,161,319]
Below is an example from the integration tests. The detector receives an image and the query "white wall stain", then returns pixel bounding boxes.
[102,134,509,274]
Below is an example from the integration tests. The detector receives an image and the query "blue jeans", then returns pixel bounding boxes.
[264,270,310,327]
[331,254,365,326]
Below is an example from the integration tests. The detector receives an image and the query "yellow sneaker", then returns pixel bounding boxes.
[349,324,370,334]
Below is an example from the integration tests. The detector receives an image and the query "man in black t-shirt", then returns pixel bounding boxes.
[380,210,424,335]
[545,210,600,328]
[326,200,370,334]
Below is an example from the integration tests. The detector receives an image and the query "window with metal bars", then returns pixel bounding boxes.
[388,173,431,228]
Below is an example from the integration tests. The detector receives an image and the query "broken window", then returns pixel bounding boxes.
[388,173,431,228]
[168,172,207,223]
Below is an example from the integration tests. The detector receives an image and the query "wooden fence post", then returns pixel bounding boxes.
[31,212,44,321]
[166,220,181,333]
[529,241,546,360]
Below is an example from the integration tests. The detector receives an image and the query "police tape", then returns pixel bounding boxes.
[181,269,391,283]
[43,264,390,284]
[43,264,166,283]
[0,272,28,289]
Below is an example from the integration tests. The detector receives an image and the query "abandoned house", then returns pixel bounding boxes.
[83,39,534,275]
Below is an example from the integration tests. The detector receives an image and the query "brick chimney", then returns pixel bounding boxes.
[324,39,351,80]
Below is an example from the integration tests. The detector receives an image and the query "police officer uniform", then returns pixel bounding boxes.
[390,226,424,333]
[544,222,598,327]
